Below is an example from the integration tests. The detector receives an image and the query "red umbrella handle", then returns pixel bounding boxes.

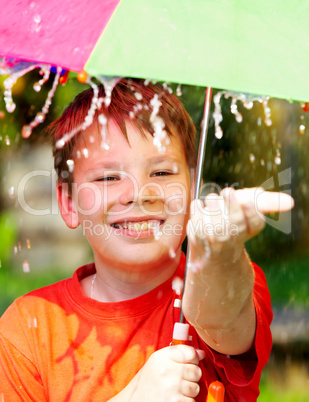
[171,322,225,401]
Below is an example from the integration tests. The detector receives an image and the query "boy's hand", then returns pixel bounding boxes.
[183,187,294,355]
[187,187,294,265]
[109,345,205,402]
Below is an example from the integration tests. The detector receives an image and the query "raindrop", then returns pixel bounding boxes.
[172,276,183,295]
[5,101,16,113]
[5,136,10,146]
[176,84,182,96]
[172,164,178,174]
[35,112,45,123]
[215,127,223,139]
[66,159,74,172]
[260,159,265,166]
[33,82,41,92]
[169,248,176,258]
[134,92,143,101]
[249,153,255,163]
[274,155,281,165]
[257,117,262,126]
[22,125,32,138]
[82,148,89,158]
[8,186,15,199]
[26,238,31,249]
[23,260,30,273]
[299,124,306,135]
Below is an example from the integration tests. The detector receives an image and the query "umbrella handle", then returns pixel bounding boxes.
[170,322,225,401]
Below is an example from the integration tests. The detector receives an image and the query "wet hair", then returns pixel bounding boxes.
[48,78,197,189]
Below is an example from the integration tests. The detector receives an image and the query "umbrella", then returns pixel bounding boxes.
[0,0,308,101]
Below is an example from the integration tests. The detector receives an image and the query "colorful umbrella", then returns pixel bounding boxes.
[0,0,309,102]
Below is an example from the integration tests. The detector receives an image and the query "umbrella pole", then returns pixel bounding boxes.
[179,86,213,324]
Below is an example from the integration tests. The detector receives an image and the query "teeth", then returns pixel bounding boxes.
[113,221,161,232]
[133,223,141,231]
[140,222,148,231]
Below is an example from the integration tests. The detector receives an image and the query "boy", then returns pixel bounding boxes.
[0,79,274,401]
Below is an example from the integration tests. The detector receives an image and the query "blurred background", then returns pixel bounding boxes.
[0,71,308,401]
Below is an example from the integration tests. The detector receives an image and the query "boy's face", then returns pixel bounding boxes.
[59,119,192,272]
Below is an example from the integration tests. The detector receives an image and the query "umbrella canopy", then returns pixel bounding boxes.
[0,0,309,101]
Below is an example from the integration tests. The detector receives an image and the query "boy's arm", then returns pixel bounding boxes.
[182,188,289,356]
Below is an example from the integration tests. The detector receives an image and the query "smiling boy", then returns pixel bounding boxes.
[0,79,274,401]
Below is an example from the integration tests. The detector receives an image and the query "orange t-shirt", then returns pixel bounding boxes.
[0,254,272,401]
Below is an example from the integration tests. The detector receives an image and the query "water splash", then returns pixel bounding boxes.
[150,94,170,152]
[97,75,121,107]
[56,79,100,148]
[2,59,41,113]
[213,91,273,139]
[33,66,50,92]
[21,67,61,138]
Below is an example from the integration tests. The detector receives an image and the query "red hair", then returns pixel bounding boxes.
[48,78,196,188]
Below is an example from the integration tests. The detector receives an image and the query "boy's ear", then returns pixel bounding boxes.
[56,181,80,229]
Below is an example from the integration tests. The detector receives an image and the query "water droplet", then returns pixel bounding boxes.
[299,124,306,135]
[101,142,110,150]
[129,111,135,119]
[169,248,176,259]
[249,153,255,163]
[134,92,143,101]
[35,112,45,123]
[22,125,32,138]
[235,113,243,123]
[176,84,182,96]
[275,156,281,165]
[13,245,18,255]
[257,117,262,126]
[33,82,41,92]
[26,238,31,249]
[260,159,265,166]
[172,276,183,295]
[23,260,30,273]
[6,101,16,113]
[66,159,74,172]
[5,135,10,145]
[215,127,223,139]
[8,186,15,199]
[265,118,272,126]
[82,148,89,158]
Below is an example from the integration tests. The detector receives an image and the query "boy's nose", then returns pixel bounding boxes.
[119,180,163,205]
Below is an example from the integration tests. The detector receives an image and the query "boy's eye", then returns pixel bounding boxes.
[96,176,120,182]
[151,171,173,177]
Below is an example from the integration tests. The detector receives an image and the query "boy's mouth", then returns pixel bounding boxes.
[111,219,164,232]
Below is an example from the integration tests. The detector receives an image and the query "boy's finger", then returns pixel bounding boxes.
[169,345,200,365]
[180,379,200,398]
[182,364,203,382]
[235,188,294,213]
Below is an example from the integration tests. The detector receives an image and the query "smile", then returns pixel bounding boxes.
[111,219,164,232]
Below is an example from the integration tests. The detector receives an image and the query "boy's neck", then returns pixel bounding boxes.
[82,252,181,302]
